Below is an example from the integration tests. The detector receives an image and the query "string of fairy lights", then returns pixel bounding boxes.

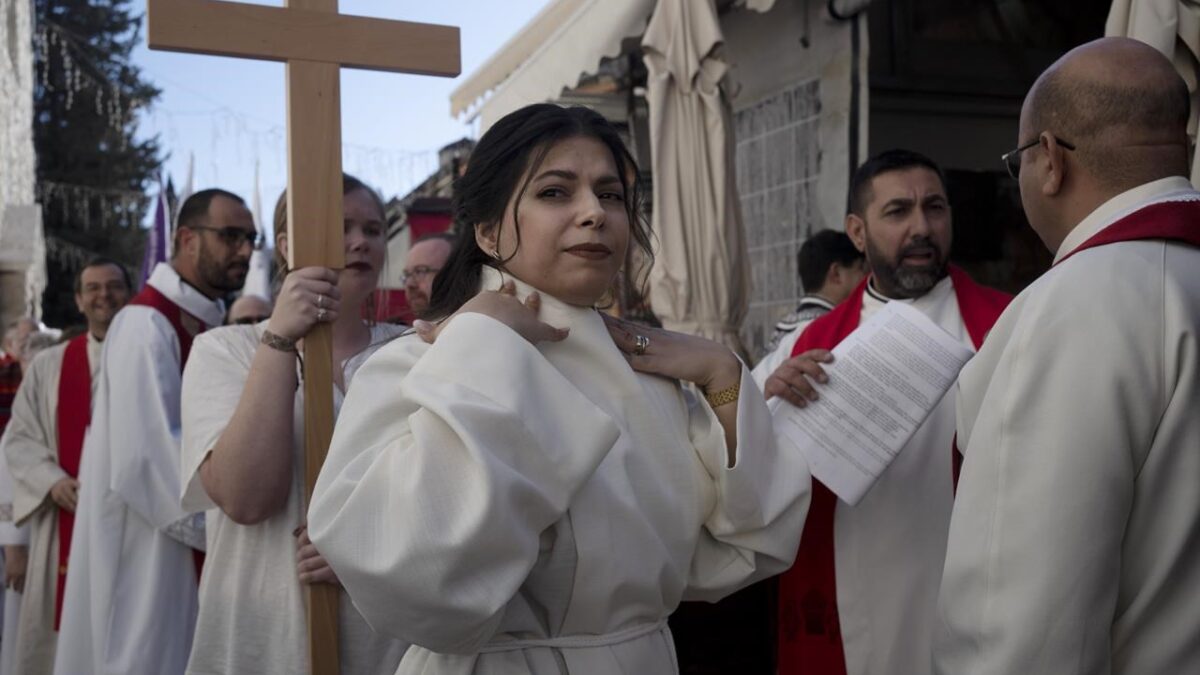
[34,16,444,257]
[35,20,141,139]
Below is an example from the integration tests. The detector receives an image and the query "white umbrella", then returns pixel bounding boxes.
[642,0,750,356]
[1107,0,1200,185]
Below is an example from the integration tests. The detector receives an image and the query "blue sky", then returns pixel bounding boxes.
[131,0,551,232]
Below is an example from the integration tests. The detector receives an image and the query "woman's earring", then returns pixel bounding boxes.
[491,249,502,261]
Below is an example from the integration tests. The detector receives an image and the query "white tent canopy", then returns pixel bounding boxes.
[451,0,656,130]
[449,0,586,118]
[449,0,797,131]
[643,0,750,355]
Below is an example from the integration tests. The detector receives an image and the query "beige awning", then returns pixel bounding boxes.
[449,0,799,130]
[449,0,585,118]
[1107,0,1200,185]
[451,0,657,130]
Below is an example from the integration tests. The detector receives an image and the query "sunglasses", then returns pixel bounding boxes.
[1001,136,1076,179]
[231,315,270,325]
[190,226,263,250]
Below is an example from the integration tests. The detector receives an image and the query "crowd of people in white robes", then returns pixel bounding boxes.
[0,35,1196,675]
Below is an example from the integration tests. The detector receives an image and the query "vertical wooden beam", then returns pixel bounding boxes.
[286,54,343,675]
[288,8,341,675]
[146,1,457,672]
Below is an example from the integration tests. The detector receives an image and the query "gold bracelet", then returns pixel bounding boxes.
[260,329,297,354]
[703,381,741,408]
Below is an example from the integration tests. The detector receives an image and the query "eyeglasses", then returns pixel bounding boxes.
[400,266,440,284]
[231,315,270,325]
[1001,136,1076,179]
[189,226,263,250]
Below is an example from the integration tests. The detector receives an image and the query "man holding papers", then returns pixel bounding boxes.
[765,149,1010,675]
[936,38,1200,675]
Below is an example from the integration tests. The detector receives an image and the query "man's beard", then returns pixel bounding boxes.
[408,290,430,316]
[198,243,248,293]
[865,235,948,299]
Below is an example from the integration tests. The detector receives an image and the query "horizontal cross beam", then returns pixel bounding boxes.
[147,0,460,76]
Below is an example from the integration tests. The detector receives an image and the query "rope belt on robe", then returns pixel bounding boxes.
[478,619,669,653]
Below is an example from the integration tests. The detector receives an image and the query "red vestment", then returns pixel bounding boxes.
[126,283,209,579]
[1056,198,1200,265]
[54,335,91,629]
[776,265,1010,674]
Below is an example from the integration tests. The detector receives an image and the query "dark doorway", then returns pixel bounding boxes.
[868,0,1111,292]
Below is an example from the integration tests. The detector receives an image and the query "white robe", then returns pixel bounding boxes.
[0,335,101,675]
[307,268,810,675]
[56,263,224,675]
[751,318,818,392]
[0,430,31,675]
[822,276,974,675]
[179,322,409,674]
[751,297,838,388]
[936,176,1200,675]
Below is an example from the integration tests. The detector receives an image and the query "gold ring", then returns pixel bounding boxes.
[633,334,650,356]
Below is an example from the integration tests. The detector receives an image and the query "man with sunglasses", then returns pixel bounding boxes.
[937,38,1200,675]
[767,150,1011,675]
[57,189,254,675]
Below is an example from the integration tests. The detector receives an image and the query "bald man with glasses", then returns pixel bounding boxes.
[937,37,1200,675]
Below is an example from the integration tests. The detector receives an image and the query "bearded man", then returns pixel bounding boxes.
[56,189,254,675]
[765,150,1011,675]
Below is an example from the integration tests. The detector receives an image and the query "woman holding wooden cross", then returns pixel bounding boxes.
[179,175,408,674]
[307,104,811,674]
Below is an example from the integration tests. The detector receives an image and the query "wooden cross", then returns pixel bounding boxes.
[146,2,460,672]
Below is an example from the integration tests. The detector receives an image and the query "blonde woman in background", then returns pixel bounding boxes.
[180,175,407,674]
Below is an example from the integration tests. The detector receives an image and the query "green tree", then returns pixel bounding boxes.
[35,0,162,327]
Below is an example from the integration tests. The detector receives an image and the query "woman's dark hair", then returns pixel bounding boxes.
[271,173,385,276]
[425,104,652,320]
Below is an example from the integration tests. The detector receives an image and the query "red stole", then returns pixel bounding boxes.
[776,265,1010,675]
[128,283,206,365]
[1055,198,1200,266]
[127,283,209,580]
[54,335,91,629]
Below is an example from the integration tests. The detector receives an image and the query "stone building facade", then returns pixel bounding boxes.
[723,0,866,358]
[0,0,44,327]
[735,79,825,355]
